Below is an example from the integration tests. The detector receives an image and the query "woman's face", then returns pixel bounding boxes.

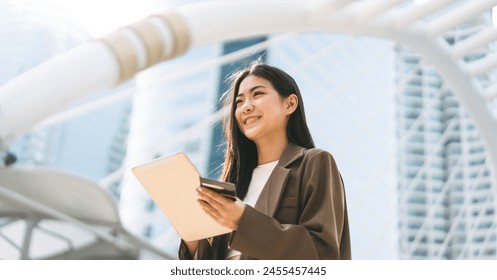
[235,75,292,144]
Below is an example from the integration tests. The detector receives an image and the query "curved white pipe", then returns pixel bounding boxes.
[0,9,189,146]
[0,42,119,145]
[177,0,311,47]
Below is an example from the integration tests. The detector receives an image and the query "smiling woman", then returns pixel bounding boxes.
[178,62,351,260]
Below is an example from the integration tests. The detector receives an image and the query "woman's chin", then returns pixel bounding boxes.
[243,131,260,142]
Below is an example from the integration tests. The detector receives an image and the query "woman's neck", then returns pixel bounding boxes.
[255,136,288,165]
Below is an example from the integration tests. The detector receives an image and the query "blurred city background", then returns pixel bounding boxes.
[0,0,496,259]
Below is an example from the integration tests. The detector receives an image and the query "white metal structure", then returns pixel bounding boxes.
[0,167,173,259]
[1,0,497,259]
[397,34,496,259]
[0,0,496,187]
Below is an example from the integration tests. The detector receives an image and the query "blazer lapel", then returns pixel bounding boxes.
[253,143,305,217]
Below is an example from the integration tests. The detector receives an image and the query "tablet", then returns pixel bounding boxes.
[131,152,235,242]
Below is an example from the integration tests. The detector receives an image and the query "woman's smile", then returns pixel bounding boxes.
[242,115,261,125]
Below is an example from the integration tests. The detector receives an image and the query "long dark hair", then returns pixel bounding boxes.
[221,62,315,199]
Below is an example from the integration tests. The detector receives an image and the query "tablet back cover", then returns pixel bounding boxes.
[131,152,232,242]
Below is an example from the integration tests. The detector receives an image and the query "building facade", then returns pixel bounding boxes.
[396,15,497,259]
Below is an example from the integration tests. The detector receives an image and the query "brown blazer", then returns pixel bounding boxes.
[179,143,351,260]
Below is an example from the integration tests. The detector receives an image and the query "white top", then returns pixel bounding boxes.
[243,160,279,207]
[226,160,279,260]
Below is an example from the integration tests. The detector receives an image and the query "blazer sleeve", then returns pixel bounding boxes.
[229,150,347,259]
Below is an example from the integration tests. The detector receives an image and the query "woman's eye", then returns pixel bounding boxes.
[235,99,242,105]
[254,91,263,96]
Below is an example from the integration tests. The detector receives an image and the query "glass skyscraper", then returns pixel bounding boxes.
[396,15,497,259]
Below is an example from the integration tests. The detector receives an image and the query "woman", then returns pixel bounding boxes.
[179,62,351,260]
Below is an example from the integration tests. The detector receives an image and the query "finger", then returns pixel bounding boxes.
[198,199,220,218]
[198,187,233,206]
[197,192,223,210]
[197,187,228,207]
[197,186,222,200]
[199,200,225,226]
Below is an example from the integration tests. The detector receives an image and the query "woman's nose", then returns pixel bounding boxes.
[241,101,253,113]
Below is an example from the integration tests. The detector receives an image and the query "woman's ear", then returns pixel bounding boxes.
[285,94,298,115]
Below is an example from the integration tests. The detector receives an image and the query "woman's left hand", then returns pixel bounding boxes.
[197,187,245,230]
